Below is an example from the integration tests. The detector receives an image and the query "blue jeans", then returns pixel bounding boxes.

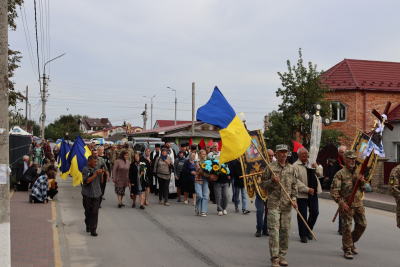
[255,194,268,231]
[195,178,208,213]
[297,194,319,238]
[234,186,246,210]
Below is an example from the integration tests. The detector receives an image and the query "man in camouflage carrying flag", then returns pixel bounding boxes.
[330,150,367,260]
[260,144,298,267]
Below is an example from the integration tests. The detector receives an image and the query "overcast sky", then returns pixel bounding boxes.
[10,0,400,131]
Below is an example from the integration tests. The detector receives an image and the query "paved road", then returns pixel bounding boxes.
[56,177,398,267]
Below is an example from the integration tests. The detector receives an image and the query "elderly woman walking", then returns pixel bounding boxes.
[182,152,197,206]
[195,150,209,216]
[113,150,130,208]
[153,148,173,206]
[130,153,146,209]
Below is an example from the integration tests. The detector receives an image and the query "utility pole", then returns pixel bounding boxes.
[41,74,46,139]
[142,103,147,130]
[0,0,10,265]
[25,86,28,130]
[143,95,155,129]
[29,104,31,121]
[40,53,66,139]
[167,87,177,125]
[191,82,195,136]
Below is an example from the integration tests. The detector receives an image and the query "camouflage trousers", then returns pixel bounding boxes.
[396,200,400,228]
[339,206,367,252]
[267,209,292,259]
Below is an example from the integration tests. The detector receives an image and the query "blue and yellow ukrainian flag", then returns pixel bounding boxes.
[58,138,71,179]
[196,86,251,164]
[67,135,92,186]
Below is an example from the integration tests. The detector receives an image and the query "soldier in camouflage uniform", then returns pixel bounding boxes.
[260,144,297,267]
[107,145,116,179]
[389,165,400,228]
[330,150,367,260]
[124,142,134,163]
[113,143,124,165]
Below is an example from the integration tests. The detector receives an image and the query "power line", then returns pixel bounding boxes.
[33,0,41,92]
[19,5,38,78]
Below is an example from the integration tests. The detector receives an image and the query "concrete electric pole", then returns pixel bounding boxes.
[0,0,10,265]
[167,87,177,125]
[142,103,147,130]
[191,82,195,136]
[143,95,155,129]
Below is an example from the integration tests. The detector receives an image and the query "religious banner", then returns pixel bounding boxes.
[351,130,379,183]
[240,129,269,201]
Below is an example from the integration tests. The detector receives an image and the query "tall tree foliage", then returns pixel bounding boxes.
[45,114,91,140]
[8,0,24,107]
[265,49,346,149]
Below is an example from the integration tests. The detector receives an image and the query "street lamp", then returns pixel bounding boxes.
[41,53,66,139]
[167,87,177,125]
[143,95,156,129]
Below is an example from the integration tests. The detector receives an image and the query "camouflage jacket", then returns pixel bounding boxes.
[330,167,366,208]
[260,161,297,211]
[124,148,134,163]
[108,149,116,164]
[389,165,400,201]
[113,149,123,162]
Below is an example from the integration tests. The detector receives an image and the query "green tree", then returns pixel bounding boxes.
[45,114,83,140]
[265,48,347,149]
[8,0,24,108]
[320,129,350,148]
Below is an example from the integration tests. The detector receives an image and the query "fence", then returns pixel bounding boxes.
[9,135,32,182]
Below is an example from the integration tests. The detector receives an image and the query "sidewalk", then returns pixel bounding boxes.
[320,190,397,212]
[10,190,62,267]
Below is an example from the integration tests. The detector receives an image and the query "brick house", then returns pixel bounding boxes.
[78,118,112,134]
[322,59,400,147]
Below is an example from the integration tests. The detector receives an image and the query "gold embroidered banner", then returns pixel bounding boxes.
[240,129,270,201]
[351,130,379,183]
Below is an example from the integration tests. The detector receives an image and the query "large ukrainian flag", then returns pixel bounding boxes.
[67,135,92,186]
[58,138,71,179]
[197,86,251,164]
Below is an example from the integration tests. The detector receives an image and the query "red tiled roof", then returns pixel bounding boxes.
[322,59,400,91]
[156,120,194,128]
[387,103,400,123]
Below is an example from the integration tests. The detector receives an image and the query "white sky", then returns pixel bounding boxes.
[10,0,400,130]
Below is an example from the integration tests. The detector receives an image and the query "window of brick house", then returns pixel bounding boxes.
[330,101,347,122]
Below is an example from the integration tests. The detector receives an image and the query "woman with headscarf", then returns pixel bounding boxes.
[174,150,186,203]
[153,148,173,206]
[113,150,130,208]
[130,153,146,209]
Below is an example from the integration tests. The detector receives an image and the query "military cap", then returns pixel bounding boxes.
[181,143,186,148]
[117,143,123,146]
[344,150,357,159]
[185,143,190,146]
[155,143,161,148]
[276,144,289,152]
[125,141,129,145]
[191,145,197,150]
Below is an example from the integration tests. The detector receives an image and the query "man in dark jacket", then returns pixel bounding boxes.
[328,145,347,235]
[150,144,161,194]
[15,155,30,184]
[16,162,39,191]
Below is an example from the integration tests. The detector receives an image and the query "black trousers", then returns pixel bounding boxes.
[15,180,30,191]
[82,195,100,231]
[297,194,319,238]
[48,188,58,199]
[209,181,215,201]
[100,178,106,205]
[158,178,169,203]
[33,196,44,203]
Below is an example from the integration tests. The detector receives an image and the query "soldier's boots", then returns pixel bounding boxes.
[344,251,353,260]
[279,257,288,266]
[351,245,358,255]
[270,258,280,267]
